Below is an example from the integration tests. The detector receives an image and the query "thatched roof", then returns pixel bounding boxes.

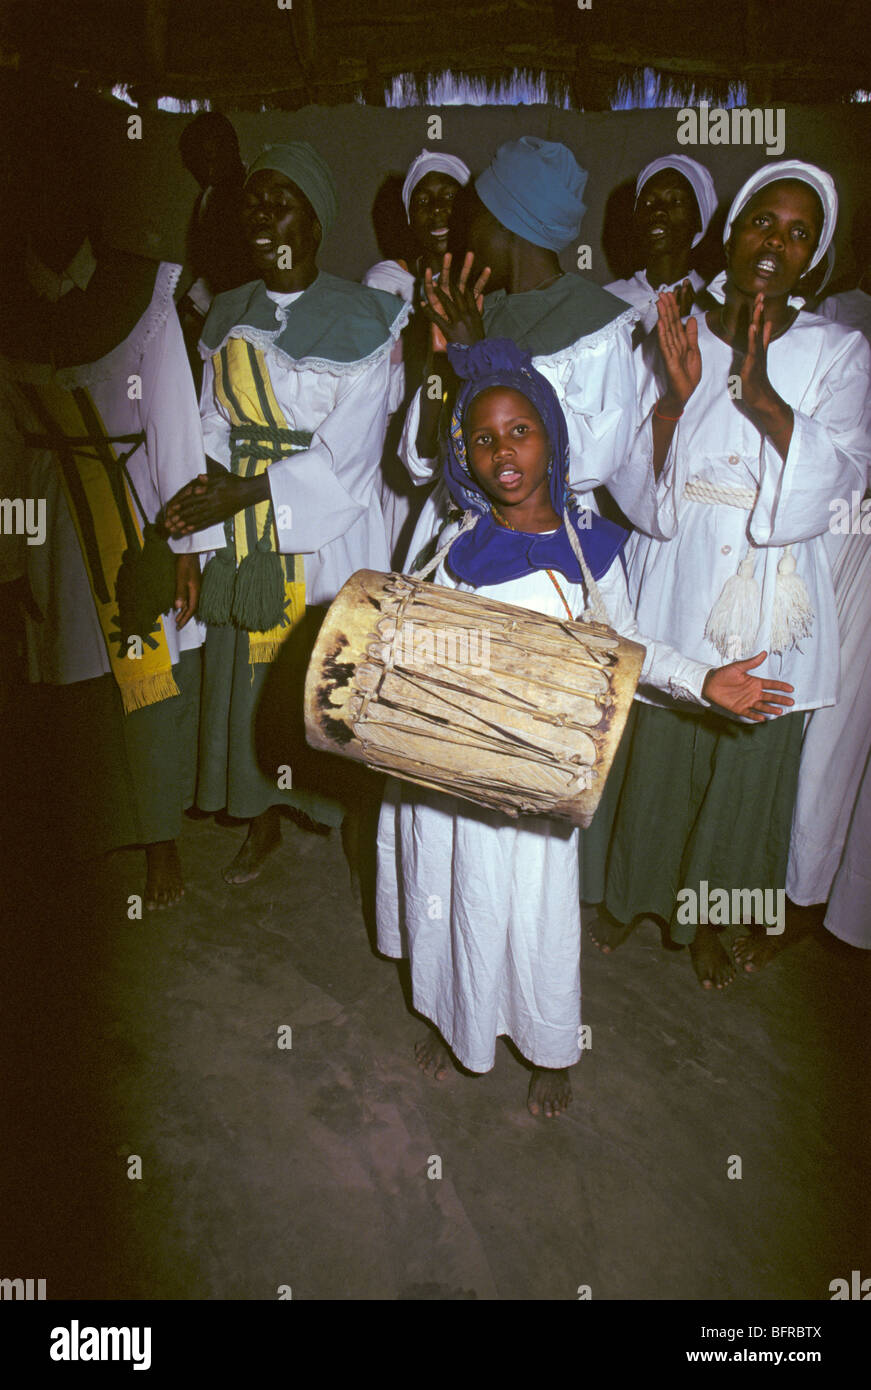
[1,0,869,109]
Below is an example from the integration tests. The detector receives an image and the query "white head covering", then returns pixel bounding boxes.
[723,160,838,271]
[635,154,717,248]
[401,149,471,220]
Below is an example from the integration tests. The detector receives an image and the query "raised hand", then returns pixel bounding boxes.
[736,291,778,412]
[702,651,795,722]
[421,251,491,349]
[656,290,701,407]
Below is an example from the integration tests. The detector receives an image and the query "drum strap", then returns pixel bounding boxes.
[412,505,612,626]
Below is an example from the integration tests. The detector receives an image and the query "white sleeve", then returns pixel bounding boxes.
[602,332,668,537]
[269,351,392,554]
[750,333,871,546]
[199,353,232,468]
[597,557,712,704]
[362,264,409,414]
[552,317,639,493]
[397,385,440,483]
[142,314,227,554]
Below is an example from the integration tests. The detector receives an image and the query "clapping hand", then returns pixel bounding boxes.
[702,651,795,722]
[421,251,491,351]
[656,289,702,407]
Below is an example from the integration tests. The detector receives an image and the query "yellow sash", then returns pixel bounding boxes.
[20,380,178,713]
[211,340,308,665]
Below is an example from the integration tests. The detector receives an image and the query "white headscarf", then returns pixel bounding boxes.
[401,149,471,220]
[723,160,838,272]
[635,154,717,248]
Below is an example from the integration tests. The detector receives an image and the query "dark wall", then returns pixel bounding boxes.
[4,85,870,285]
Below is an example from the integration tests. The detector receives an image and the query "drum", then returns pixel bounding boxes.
[304,570,645,827]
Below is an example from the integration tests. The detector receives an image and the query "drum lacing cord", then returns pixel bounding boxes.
[412,504,612,627]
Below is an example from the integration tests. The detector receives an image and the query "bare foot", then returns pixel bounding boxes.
[528,1067,573,1117]
[734,904,815,974]
[223,806,281,884]
[584,903,634,954]
[414,1032,451,1080]
[145,840,184,910]
[688,924,735,990]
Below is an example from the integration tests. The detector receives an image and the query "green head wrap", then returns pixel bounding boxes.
[245,142,338,237]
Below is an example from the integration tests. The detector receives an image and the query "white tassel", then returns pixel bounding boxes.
[770,545,814,654]
[704,550,760,661]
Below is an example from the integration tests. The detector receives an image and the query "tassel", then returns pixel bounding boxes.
[231,538,286,632]
[115,522,177,644]
[198,544,237,625]
[704,550,760,662]
[770,545,814,654]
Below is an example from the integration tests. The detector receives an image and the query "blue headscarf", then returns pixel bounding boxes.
[475,138,587,251]
[442,339,627,588]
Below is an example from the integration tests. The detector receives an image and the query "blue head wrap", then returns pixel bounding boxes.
[475,138,588,251]
[442,339,626,588]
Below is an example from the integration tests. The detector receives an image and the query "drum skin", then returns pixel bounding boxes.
[304,570,645,827]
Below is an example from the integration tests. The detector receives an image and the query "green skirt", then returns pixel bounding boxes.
[602,702,804,943]
[196,621,348,827]
[26,649,201,858]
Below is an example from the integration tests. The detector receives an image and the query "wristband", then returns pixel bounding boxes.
[654,400,684,422]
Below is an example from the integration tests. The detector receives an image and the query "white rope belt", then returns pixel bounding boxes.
[683,475,757,510]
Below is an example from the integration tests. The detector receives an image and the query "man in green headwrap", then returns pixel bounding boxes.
[165,142,408,884]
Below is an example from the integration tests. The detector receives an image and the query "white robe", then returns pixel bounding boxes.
[787,526,871,944]
[610,311,871,713]
[605,268,705,337]
[395,307,640,571]
[819,288,871,346]
[362,260,421,563]
[0,262,225,684]
[199,285,399,603]
[375,536,712,1074]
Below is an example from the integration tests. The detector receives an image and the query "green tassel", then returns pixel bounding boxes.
[231,539,286,631]
[198,545,237,625]
[115,522,178,643]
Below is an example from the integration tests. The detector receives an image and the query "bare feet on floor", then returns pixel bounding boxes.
[733,904,816,973]
[414,1031,452,1080]
[689,924,735,990]
[584,903,634,954]
[528,1067,573,1117]
[145,840,184,910]
[223,806,281,884]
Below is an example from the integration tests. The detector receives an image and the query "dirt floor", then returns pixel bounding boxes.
[3,801,869,1302]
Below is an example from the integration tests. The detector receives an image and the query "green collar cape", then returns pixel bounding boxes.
[483,273,635,358]
[199,271,409,370]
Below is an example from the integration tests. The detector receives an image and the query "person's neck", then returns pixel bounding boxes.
[507,246,563,296]
[491,498,561,534]
[264,260,318,294]
[644,251,692,291]
[713,281,795,345]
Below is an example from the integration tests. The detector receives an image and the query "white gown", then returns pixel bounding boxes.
[610,311,871,714]
[787,525,871,944]
[605,268,705,337]
[375,534,712,1074]
[199,286,399,602]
